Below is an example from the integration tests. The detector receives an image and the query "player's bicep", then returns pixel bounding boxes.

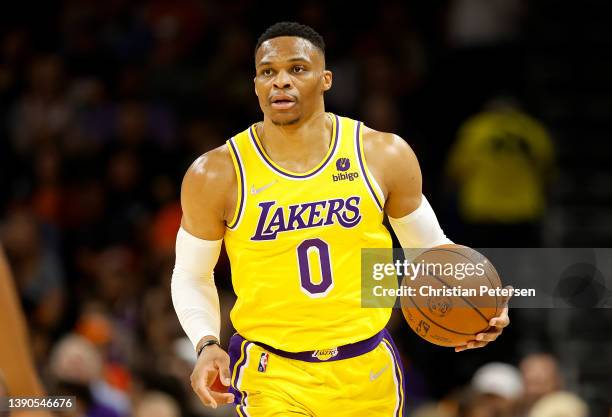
[383,135,423,218]
[180,150,233,240]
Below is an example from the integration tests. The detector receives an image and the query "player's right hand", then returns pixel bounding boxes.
[190,343,235,408]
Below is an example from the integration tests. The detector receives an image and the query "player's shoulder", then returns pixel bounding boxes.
[361,124,418,165]
[182,144,236,192]
[358,123,422,205]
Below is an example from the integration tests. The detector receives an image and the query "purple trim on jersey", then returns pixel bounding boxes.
[355,121,384,211]
[248,114,340,179]
[248,329,384,363]
[227,138,245,230]
[382,329,406,417]
[228,335,251,409]
[238,394,249,417]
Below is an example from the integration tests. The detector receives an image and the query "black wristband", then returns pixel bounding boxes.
[197,339,221,357]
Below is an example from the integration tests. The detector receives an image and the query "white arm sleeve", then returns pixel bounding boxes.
[171,227,222,349]
[388,195,453,248]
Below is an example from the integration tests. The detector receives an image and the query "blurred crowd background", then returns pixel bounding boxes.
[0,1,611,417]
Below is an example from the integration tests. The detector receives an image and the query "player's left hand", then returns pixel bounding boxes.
[455,286,512,352]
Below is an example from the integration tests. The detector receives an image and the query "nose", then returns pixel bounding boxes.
[273,69,292,89]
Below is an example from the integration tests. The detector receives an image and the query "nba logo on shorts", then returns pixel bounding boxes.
[258,352,269,372]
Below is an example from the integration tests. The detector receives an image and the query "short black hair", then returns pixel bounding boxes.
[255,22,325,58]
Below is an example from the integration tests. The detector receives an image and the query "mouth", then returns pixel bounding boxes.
[270,94,297,110]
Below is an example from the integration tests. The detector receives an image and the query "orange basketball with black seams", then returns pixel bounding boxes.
[400,247,503,347]
[210,374,229,393]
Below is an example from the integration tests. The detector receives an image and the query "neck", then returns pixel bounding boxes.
[257,109,333,171]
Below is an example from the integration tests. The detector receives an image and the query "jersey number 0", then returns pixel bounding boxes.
[296,238,333,297]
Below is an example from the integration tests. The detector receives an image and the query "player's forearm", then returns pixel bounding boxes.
[171,227,223,350]
[171,272,221,346]
[388,195,453,248]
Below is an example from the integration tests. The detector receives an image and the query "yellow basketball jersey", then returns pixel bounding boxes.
[224,113,392,352]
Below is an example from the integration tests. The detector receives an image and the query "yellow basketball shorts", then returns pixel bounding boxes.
[228,329,406,416]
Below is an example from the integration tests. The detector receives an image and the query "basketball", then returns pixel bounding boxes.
[400,247,503,347]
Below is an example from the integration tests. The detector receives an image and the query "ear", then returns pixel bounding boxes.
[254,77,258,97]
[322,70,333,92]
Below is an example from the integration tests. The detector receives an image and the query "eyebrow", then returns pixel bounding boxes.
[257,57,310,67]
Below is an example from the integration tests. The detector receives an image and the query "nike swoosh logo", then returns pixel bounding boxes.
[250,180,278,195]
[369,365,389,381]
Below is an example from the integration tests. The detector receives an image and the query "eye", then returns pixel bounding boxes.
[293,65,305,73]
[261,68,273,76]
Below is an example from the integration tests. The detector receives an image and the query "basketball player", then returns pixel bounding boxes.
[1,244,55,417]
[171,22,510,416]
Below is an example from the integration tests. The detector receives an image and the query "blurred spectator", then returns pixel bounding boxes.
[31,145,64,227]
[149,188,181,256]
[528,391,588,417]
[520,353,563,405]
[411,402,454,417]
[445,97,556,246]
[447,0,524,47]
[48,333,130,417]
[74,305,135,395]
[470,362,523,417]
[361,93,402,133]
[69,77,114,150]
[519,353,563,413]
[455,389,501,417]
[49,334,103,386]
[132,391,180,417]
[1,209,66,334]
[10,54,73,155]
[75,310,114,347]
